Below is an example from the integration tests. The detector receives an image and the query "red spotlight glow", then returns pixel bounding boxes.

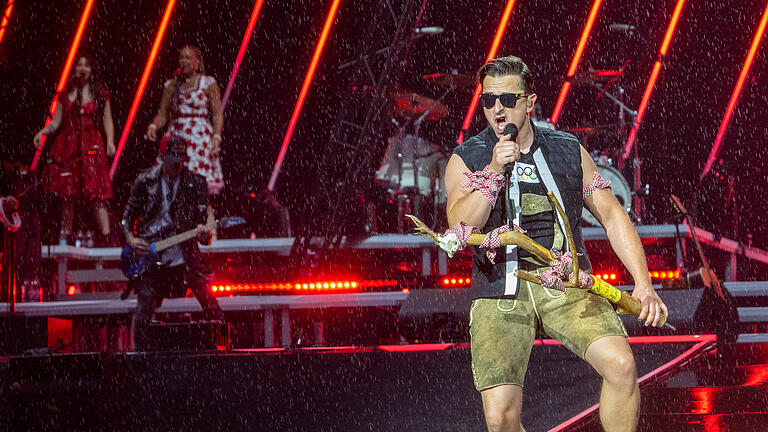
[268,0,342,191]
[109,0,178,178]
[0,0,14,46]
[622,0,686,162]
[701,0,768,180]
[457,0,518,144]
[221,0,265,111]
[30,0,96,170]
[549,0,603,125]
[441,276,471,288]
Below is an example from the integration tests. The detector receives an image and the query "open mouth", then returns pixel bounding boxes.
[494,116,507,134]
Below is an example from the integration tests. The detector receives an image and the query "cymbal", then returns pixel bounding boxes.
[422,72,475,88]
[389,90,449,121]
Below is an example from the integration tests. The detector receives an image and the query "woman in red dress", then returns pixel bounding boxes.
[33,55,116,244]
[146,45,224,237]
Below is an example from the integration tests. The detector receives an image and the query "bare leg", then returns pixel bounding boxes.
[61,200,75,238]
[92,200,111,236]
[584,336,639,432]
[207,204,216,241]
[480,384,526,432]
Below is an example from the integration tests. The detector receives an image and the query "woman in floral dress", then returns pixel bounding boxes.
[146,45,224,234]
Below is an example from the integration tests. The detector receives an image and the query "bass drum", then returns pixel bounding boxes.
[581,163,632,227]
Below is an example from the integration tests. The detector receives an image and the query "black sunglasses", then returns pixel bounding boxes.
[479,92,528,109]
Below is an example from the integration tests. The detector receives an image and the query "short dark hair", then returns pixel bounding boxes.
[476,55,534,93]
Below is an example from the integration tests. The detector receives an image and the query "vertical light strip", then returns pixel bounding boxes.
[701,0,768,180]
[221,0,265,111]
[109,0,178,178]
[30,0,96,170]
[267,0,341,191]
[456,0,518,145]
[549,0,603,125]
[621,0,685,161]
[0,0,14,45]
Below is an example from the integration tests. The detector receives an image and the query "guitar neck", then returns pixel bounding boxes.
[154,221,216,252]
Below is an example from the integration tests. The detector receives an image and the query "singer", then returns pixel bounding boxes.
[145,45,224,236]
[33,54,116,245]
[444,56,667,432]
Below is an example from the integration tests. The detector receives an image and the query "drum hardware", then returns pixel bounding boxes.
[388,89,449,122]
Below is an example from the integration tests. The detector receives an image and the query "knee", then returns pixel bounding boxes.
[485,405,522,432]
[601,351,637,386]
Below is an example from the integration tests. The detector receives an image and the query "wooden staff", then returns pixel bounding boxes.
[407,192,673,330]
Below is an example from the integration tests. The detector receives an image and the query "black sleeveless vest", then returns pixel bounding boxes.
[453,122,592,299]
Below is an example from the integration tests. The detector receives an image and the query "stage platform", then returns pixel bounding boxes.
[3,335,767,431]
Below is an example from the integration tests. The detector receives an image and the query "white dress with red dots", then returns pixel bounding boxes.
[162,75,224,195]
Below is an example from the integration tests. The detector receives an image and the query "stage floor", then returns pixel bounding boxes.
[2,336,764,431]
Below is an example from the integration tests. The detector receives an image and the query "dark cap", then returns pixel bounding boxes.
[159,135,189,163]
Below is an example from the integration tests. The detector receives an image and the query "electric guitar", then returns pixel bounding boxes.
[667,195,725,300]
[119,216,245,279]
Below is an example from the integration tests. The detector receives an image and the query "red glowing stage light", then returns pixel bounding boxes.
[549,0,603,125]
[457,0,518,145]
[109,0,178,179]
[267,0,342,191]
[221,0,265,111]
[441,276,471,287]
[30,0,96,170]
[701,0,768,181]
[621,0,686,162]
[209,279,398,294]
[0,0,14,46]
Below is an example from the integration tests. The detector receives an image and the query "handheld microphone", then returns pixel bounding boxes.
[173,67,182,77]
[502,123,519,174]
[502,123,518,226]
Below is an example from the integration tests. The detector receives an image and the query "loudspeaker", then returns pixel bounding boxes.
[146,320,229,351]
[620,286,738,337]
[397,288,473,342]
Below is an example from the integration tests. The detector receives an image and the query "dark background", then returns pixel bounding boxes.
[0,0,765,249]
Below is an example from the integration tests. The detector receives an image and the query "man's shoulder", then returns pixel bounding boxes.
[537,127,581,149]
[134,165,161,184]
[453,127,494,158]
[183,169,208,186]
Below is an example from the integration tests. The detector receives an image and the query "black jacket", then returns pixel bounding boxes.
[121,165,210,274]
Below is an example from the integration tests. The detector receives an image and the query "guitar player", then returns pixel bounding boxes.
[121,135,224,350]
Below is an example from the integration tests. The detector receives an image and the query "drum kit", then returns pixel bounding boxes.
[373,72,473,232]
[373,64,639,233]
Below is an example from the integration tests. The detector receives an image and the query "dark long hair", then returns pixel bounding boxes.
[61,53,109,116]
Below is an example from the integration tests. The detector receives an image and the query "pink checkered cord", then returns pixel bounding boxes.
[582,171,612,199]
[538,250,592,291]
[461,165,504,206]
[444,221,479,250]
[478,224,526,264]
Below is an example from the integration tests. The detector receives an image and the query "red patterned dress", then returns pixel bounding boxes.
[45,95,113,200]
[163,75,224,195]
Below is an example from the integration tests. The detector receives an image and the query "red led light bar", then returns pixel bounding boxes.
[457,0,518,144]
[621,0,686,161]
[30,0,96,170]
[210,279,398,294]
[0,0,14,46]
[649,269,680,280]
[221,0,265,111]
[109,0,178,178]
[701,0,768,181]
[549,0,603,125]
[441,276,472,287]
[267,0,341,191]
